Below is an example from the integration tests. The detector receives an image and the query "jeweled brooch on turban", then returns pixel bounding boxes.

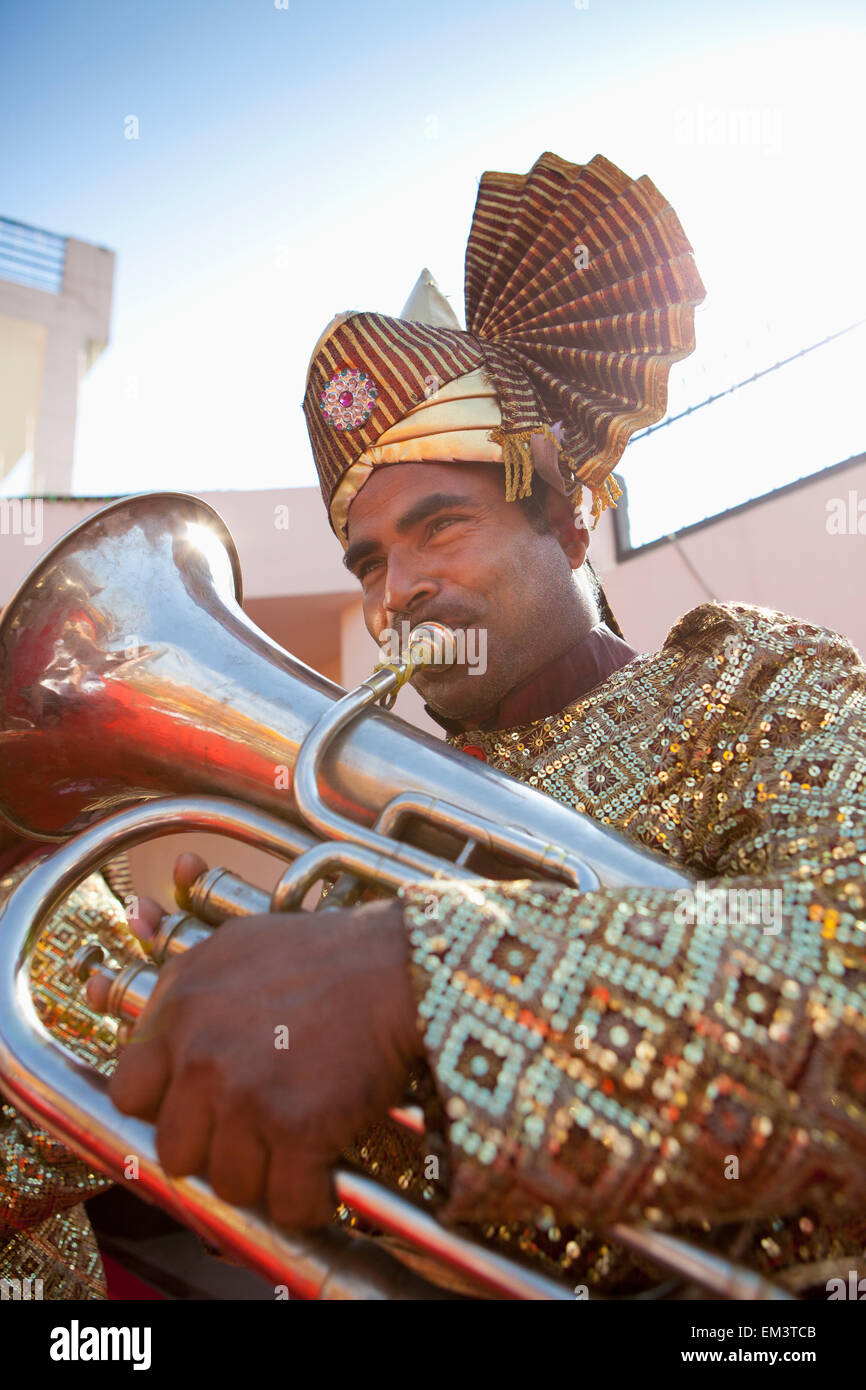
[320,367,379,431]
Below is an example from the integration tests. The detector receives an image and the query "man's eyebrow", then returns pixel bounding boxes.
[342,492,478,573]
[343,537,378,573]
[395,492,478,534]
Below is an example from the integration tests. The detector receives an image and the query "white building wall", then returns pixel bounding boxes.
[0,230,115,493]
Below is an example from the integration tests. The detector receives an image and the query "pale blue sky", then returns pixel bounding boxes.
[2,0,864,542]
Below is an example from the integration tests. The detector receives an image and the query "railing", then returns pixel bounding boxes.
[0,217,67,294]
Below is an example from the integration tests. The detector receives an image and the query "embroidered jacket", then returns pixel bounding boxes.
[387,601,866,1293]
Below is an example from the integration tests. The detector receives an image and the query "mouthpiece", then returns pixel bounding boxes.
[369,620,460,705]
[405,622,459,670]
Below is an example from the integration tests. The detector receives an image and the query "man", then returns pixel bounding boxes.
[105,151,866,1297]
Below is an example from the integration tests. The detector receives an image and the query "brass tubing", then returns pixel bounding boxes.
[293,680,466,883]
[271,841,473,914]
[186,867,271,923]
[375,791,602,890]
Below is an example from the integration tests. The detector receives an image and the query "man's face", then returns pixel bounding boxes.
[342,461,589,725]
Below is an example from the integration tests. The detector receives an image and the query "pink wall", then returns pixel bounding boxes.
[596,457,866,661]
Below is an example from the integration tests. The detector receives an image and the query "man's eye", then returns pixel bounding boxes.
[429,515,465,536]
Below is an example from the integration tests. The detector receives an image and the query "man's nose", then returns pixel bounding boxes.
[382,545,438,621]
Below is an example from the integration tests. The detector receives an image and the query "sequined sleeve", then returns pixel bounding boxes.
[0,855,145,1233]
[397,605,866,1235]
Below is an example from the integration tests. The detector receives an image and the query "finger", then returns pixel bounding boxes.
[174,853,208,905]
[153,1075,214,1177]
[85,971,111,1013]
[85,896,165,1011]
[109,1033,173,1121]
[207,1113,269,1209]
[126,896,165,949]
[266,1144,336,1231]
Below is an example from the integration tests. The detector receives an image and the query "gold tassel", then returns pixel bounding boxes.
[491,426,621,524]
[491,423,567,504]
[520,448,533,498]
[587,474,622,529]
[503,446,515,500]
[572,483,585,525]
[491,427,535,501]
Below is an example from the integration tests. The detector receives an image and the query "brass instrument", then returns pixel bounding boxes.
[0,493,794,1300]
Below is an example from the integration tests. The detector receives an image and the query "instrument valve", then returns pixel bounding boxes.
[70,939,108,983]
[69,937,159,1021]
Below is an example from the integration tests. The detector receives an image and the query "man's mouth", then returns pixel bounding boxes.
[377,617,486,681]
[384,618,477,650]
[408,617,474,636]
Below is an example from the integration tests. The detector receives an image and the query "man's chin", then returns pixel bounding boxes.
[411,667,499,725]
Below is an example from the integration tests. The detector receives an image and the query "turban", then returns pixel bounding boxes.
[303,150,706,546]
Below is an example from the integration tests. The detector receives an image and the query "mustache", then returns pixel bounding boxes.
[386,606,480,635]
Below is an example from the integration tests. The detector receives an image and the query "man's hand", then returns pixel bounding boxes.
[90,858,423,1229]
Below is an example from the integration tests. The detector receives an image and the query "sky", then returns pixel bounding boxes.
[1,0,864,544]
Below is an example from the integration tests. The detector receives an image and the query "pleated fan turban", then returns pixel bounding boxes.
[303,150,706,545]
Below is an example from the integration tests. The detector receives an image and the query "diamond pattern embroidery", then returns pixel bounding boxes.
[471,926,557,1001]
[440,1015,527,1117]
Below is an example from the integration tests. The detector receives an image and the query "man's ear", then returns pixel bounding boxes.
[543,488,590,569]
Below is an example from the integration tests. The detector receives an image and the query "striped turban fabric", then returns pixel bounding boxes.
[303,150,706,544]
